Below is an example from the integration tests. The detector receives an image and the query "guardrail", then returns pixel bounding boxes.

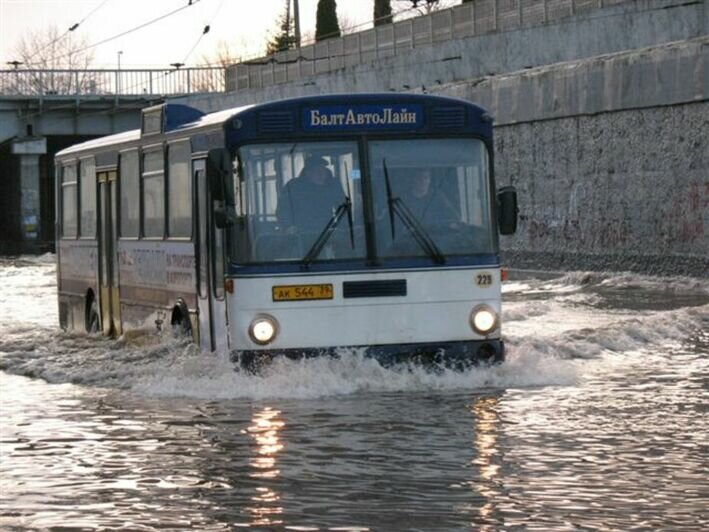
[228,0,630,91]
[0,67,226,98]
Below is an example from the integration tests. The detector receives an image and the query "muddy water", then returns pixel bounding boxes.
[1,256,707,530]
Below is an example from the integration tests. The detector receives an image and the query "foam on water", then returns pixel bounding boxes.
[1,258,706,399]
[512,269,709,295]
[0,326,584,399]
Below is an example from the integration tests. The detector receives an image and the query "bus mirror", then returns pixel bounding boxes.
[207,148,231,203]
[213,207,234,229]
[497,186,518,235]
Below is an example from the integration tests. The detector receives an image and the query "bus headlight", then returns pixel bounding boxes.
[470,305,498,335]
[249,315,279,345]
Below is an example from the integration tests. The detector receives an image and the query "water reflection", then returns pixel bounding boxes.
[470,396,501,529]
[245,407,285,527]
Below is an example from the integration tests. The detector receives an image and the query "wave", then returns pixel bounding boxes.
[513,270,709,295]
[1,302,705,399]
[1,261,706,399]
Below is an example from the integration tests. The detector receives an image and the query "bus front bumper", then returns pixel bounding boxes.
[233,339,504,371]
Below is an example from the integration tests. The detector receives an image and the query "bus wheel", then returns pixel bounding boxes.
[171,301,192,339]
[86,297,100,334]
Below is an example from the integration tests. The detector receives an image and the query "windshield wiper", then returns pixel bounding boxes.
[382,159,445,265]
[302,167,355,267]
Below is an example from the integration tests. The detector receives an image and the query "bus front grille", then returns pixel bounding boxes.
[343,279,407,298]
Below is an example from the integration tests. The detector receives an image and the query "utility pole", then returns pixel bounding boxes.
[293,0,301,50]
[286,0,291,42]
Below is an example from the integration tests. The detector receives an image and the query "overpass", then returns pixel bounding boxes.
[0,67,225,253]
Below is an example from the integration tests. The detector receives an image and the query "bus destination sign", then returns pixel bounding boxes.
[303,104,424,132]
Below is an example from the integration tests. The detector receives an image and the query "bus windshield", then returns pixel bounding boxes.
[369,138,494,260]
[231,137,493,265]
[232,141,367,263]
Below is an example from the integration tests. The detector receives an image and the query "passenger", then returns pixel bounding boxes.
[276,156,345,235]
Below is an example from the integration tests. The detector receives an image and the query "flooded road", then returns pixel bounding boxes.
[1,256,708,530]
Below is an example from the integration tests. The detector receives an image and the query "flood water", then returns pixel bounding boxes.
[1,256,707,531]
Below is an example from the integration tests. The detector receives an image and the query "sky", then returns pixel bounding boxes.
[0,0,384,68]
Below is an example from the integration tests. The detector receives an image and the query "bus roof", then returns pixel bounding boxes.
[56,93,490,159]
[55,103,254,158]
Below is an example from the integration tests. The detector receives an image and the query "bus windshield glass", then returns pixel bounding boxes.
[233,141,366,264]
[369,138,494,259]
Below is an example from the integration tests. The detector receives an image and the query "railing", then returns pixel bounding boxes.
[0,67,226,97]
[229,0,630,91]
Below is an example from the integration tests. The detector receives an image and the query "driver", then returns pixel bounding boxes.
[276,156,344,235]
[401,168,457,224]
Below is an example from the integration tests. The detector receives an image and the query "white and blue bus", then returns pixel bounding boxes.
[55,93,517,366]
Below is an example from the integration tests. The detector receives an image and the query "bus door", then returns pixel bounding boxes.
[97,170,121,336]
[194,159,228,351]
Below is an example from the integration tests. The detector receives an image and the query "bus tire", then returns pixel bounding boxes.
[171,300,192,339]
[85,293,100,334]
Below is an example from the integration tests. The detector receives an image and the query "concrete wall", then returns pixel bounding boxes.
[188,0,707,112]
[445,38,708,274]
[496,102,708,275]
[445,39,707,124]
[228,0,638,92]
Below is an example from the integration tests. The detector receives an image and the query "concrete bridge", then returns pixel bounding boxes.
[0,67,225,253]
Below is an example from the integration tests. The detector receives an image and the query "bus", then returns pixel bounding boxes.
[55,93,518,367]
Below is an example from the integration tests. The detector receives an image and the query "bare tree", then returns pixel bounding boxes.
[196,40,247,93]
[201,40,244,67]
[338,14,360,35]
[393,0,458,18]
[11,24,97,95]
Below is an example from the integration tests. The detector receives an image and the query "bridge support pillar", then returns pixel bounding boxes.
[11,137,47,251]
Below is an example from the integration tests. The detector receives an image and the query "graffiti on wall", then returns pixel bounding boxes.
[665,180,708,244]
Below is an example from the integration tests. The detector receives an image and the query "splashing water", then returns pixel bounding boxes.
[1,256,706,399]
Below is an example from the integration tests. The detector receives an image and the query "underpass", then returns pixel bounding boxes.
[0,66,225,253]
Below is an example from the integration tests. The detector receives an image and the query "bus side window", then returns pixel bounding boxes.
[168,141,192,238]
[61,163,78,238]
[142,148,165,238]
[79,157,96,238]
[120,150,139,238]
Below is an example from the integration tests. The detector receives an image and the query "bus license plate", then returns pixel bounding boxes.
[272,284,334,302]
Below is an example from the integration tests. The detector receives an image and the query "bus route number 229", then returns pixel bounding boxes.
[475,273,493,287]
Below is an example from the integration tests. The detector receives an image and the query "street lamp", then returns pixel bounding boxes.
[117,51,123,93]
[6,60,23,69]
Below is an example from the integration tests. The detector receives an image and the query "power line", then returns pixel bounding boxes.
[50,0,204,65]
[75,0,113,29]
[23,0,113,64]
[27,0,424,70]
[181,0,226,64]
[116,0,227,96]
